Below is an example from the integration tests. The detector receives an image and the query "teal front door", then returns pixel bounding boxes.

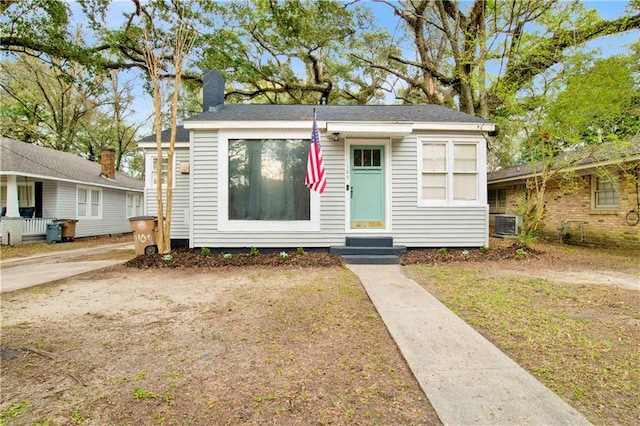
[350,145,385,229]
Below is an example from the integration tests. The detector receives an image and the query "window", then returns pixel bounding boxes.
[419,140,481,205]
[146,155,174,188]
[77,186,102,219]
[592,175,618,209]
[228,139,310,221]
[126,193,143,217]
[1,182,34,208]
[488,188,507,213]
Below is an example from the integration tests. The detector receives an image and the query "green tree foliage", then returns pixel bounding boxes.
[0,54,143,175]
[199,0,396,104]
[371,0,640,117]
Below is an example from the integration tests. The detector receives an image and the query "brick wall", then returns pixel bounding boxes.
[490,171,639,248]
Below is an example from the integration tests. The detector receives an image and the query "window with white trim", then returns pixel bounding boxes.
[419,140,480,204]
[77,186,102,219]
[146,155,174,188]
[592,175,618,209]
[126,193,143,217]
[218,129,320,232]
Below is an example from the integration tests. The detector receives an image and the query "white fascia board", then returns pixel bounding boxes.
[327,122,414,136]
[183,120,315,130]
[0,171,144,192]
[183,120,496,134]
[413,122,496,132]
[138,141,190,149]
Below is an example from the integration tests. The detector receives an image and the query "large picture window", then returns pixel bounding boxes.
[228,139,310,221]
[419,139,481,205]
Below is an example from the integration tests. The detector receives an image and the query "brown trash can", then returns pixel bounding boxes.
[53,219,79,241]
[129,216,158,255]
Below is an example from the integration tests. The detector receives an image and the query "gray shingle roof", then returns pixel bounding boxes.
[139,126,189,143]
[488,140,640,183]
[186,104,492,124]
[1,137,144,191]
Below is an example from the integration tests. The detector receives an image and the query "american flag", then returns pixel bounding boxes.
[305,110,327,194]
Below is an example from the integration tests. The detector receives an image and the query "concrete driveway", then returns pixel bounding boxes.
[0,242,135,293]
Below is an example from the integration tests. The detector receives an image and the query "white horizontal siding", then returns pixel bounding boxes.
[389,134,487,247]
[144,148,190,239]
[57,181,133,237]
[41,180,58,218]
[192,131,347,248]
[187,129,487,249]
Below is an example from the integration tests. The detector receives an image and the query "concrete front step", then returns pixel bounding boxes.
[345,236,393,247]
[341,255,401,265]
[330,246,407,256]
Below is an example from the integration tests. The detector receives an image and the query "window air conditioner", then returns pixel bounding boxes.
[493,214,521,237]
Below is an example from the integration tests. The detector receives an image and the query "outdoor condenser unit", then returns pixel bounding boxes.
[493,214,521,237]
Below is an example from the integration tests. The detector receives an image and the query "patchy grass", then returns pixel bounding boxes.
[405,264,640,425]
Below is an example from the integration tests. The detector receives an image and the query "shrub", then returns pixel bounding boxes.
[223,253,233,260]
[296,246,305,255]
[461,250,470,259]
[200,247,211,257]
[279,251,288,260]
[437,248,447,254]
[479,245,489,253]
[249,247,260,256]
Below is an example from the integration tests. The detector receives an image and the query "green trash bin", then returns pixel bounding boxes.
[46,223,63,244]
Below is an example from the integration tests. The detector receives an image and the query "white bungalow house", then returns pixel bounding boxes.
[0,137,144,244]
[139,72,495,261]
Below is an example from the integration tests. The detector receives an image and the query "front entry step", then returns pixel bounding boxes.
[331,236,406,265]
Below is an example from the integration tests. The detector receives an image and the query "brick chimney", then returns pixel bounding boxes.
[202,70,225,112]
[100,149,116,179]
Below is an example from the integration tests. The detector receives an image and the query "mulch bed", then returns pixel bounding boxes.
[125,242,543,269]
[401,242,544,265]
[124,248,344,268]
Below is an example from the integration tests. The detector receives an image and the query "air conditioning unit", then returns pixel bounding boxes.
[493,214,521,237]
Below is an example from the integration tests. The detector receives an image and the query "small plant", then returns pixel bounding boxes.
[70,410,86,423]
[296,246,305,255]
[516,248,526,256]
[437,247,447,254]
[0,401,29,424]
[133,388,159,400]
[223,253,233,260]
[279,251,288,260]
[461,250,470,259]
[479,245,489,253]
[162,254,173,262]
[200,247,211,257]
[249,246,260,256]
[519,233,536,246]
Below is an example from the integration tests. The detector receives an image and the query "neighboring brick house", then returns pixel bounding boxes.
[487,145,640,248]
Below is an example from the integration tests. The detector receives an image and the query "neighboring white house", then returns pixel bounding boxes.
[0,137,144,244]
[138,71,495,253]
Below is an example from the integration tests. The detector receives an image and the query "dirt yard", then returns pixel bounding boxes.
[1,266,439,425]
[1,238,638,425]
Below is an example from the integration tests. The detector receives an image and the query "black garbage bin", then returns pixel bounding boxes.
[46,223,63,244]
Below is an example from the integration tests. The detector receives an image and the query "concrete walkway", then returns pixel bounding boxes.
[0,242,134,293]
[348,264,591,426]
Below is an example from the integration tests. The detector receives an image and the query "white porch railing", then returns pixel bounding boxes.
[22,218,55,236]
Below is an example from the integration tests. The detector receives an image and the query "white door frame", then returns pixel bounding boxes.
[344,138,392,233]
